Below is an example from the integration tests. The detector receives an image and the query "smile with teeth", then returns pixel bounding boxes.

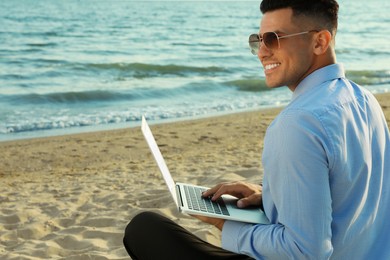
[264,63,281,71]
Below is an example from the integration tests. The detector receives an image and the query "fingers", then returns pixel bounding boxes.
[237,193,262,208]
[202,181,261,202]
[201,183,225,198]
[210,182,238,201]
[202,182,235,201]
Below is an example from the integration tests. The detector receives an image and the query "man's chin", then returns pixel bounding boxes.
[265,79,285,89]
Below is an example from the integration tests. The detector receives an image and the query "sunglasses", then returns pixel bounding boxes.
[248,30,319,55]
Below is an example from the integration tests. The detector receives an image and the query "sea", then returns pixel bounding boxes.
[1,0,389,141]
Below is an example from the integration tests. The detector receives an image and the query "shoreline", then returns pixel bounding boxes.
[1,89,389,144]
[1,92,389,259]
[0,105,285,144]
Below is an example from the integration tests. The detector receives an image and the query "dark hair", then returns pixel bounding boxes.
[260,0,339,35]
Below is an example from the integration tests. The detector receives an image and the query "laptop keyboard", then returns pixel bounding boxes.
[184,185,229,216]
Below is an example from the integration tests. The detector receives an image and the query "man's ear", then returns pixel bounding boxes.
[313,30,332,55]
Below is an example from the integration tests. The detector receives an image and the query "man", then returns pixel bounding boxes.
[123,0,390,259]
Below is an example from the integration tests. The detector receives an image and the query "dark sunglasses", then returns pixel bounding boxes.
[248,30,319,55]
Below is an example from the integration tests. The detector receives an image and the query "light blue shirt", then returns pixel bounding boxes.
[222,64,390,259]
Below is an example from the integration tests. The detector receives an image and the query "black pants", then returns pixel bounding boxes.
[123,211,253,260]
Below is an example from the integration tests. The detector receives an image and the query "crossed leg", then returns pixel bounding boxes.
[123,211,253,260]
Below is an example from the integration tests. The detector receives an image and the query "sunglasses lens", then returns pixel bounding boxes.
[248,32,279,54]
[248,34,260,55]
[263,32,279,49]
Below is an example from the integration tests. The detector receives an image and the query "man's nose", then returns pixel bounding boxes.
[258,42,272,60]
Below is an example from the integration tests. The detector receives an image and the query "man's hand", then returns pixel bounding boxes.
[192,181,262,229]
[191,215,225,231]
[202,181,263,208]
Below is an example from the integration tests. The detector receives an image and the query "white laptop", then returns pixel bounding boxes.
[141,116,269,224]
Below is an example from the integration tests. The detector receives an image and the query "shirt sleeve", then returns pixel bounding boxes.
[221,110,334,259]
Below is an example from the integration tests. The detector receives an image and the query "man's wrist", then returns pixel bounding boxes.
[216,219,226,231]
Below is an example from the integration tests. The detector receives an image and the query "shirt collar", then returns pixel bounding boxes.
[292,63,345,100]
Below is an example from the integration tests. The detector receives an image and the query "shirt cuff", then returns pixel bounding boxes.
[221,220,248,253]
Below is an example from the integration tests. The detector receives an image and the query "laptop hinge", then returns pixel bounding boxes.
[176,185,184,207]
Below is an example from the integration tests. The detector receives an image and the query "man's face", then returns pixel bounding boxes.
[259,8,317,91]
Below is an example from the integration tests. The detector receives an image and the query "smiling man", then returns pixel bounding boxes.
[252,5,336,91]
[123,0,390,259]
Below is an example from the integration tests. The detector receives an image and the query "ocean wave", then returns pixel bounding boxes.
[336,48,390,56]
[3,69,387,107]
[1,115,132,134]
[346,70,390,86]
[4,90,133,104]
[26,42,58,48]
[0,96,285,135]
[80,62,229,78]
[224,78,269,92]
[2,83,222,105]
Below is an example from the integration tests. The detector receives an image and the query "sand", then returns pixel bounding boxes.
[1,93,389,259]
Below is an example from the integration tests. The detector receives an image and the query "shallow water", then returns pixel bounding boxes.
[1,0,389,140]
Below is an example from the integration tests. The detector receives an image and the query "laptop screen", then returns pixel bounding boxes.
[141,116,178,206]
